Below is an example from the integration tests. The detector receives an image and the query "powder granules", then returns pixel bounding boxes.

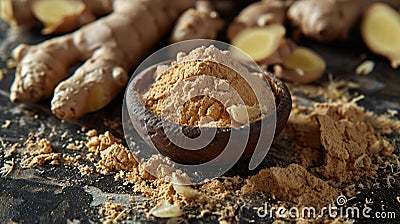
[238,92,398,215]
[5,84,398,222]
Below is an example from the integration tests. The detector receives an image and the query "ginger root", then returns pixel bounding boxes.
[361,3,400,68]
[275,47,326,84]
[227,0,292,42]
[170,0,224,43]
[9,0,194,120]
[231,22,325,82]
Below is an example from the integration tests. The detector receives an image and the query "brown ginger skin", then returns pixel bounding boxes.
[10,0,195,120]
[170,0,224,43]
[0,0,37,27]
[227,0,292,41]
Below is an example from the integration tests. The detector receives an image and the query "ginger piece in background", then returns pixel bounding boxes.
[227,0,292,42]
[229,0,400,43]
[287,0,400,42]
[170,0,224,43]
[361,3,400,68]
[227,0,296,65]
[231,24,288,64]
[0,0,108,34]
[227,0,327,72]
[0,0,37,27]
[231,23,325,84]
[275,47,326,84]
[32,0,95,35]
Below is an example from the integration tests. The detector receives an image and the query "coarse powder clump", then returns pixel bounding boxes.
[288,101,381,186]
[85,131,138,175]
[21,136,62,168]
[240,94,395,210]
[241,164,338,210]
[145,45,274,127]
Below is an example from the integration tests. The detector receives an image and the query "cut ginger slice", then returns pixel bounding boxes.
[276,47,326,84]
[231,24,286,63]
[32,0,86,34]
[361,3,400,68]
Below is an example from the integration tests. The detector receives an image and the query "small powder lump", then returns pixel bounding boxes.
[145,45,274,127]
[288,99,382,185]
[242,164,338,210]
[21,136,62,168]
[86,130,137,175]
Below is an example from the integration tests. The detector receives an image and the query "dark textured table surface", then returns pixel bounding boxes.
[1,5,400,224]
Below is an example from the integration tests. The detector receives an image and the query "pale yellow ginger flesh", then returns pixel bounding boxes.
[361,3,400,68]
[33,0,85,24]
[9,0,194,120]
[276,47,326,84]
[32,0,89,34]
[231,24,286,63]
[0,0,100,32]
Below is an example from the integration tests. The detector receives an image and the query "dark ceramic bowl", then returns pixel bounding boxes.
[127,65,291,165]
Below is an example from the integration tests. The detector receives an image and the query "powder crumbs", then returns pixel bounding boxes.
[5,81,399,222]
